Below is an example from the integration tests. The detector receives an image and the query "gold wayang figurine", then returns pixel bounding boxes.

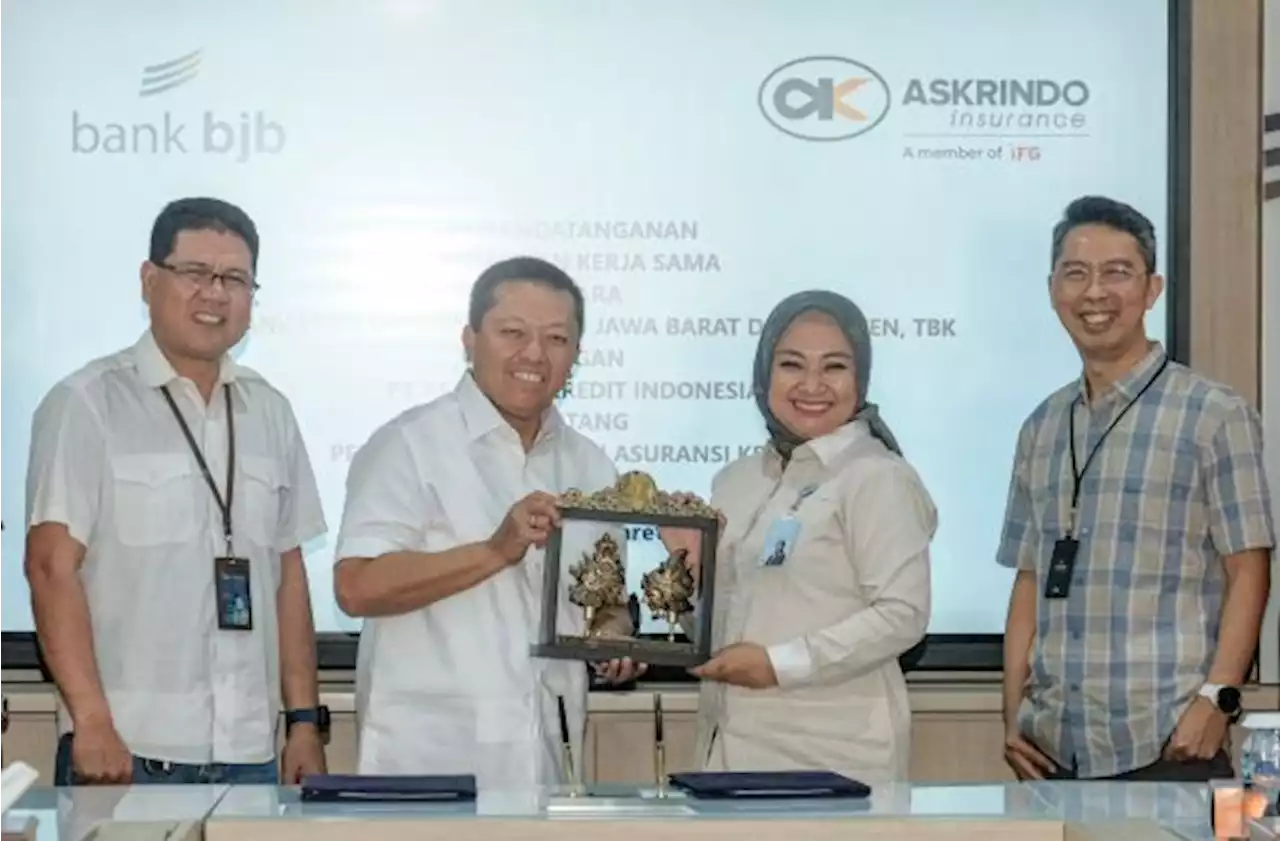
[641,549,696,641]
[567,532,628,636]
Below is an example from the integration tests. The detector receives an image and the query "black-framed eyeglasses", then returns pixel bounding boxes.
[157,261,260,294]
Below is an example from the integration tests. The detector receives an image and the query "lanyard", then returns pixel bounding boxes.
[1065,357,1168,535]
[160,383,236,555]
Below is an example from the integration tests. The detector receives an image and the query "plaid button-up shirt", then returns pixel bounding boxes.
[996,342,1275,778]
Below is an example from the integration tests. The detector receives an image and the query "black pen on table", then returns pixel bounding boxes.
[654,692,667,796]
[558,695,581,796]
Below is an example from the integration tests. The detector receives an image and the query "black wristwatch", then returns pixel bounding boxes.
[285,705,331,744]
[1200,684,1243,723]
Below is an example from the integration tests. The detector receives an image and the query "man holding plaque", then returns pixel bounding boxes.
[334,256,644,788]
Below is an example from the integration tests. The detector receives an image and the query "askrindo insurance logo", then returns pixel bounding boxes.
[70,49,285,162]
[758,56,892,142]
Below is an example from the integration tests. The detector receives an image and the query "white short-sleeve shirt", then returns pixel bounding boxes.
[25,330,328,764]
[335,372,621,786]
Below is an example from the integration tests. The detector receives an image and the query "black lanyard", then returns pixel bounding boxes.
[160,383,236,555]
[1066,356,1169,535]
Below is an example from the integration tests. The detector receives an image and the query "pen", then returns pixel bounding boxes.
[654,693,667,796]
[558,695,580,796]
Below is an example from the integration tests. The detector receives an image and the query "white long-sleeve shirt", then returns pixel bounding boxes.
[695,419,937,782]
[335,372,623,788]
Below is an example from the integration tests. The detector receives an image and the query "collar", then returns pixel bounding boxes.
[454,371,564,445]
[1075,340,1167,403]
[807,419,871,465]
[133,329,239,390]
[762,419,870,478]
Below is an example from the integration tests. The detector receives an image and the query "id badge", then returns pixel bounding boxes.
[759,516,801,567]
[1043,537,1079,599]
[214,556,253,631]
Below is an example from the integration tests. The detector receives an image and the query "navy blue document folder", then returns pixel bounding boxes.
[299,774,478,802]
[667,771,871,800]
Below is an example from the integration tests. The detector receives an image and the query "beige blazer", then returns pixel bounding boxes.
[694,420,938,783]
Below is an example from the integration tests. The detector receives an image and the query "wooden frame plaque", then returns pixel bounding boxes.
[531,471,719,668]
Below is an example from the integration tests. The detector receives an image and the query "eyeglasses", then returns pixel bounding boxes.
[157,261,259,295]
[1053,264,1142,286]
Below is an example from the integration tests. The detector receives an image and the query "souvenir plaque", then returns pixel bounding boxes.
[532,471,719,668]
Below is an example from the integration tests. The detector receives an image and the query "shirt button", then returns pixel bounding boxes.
[1071,631,1082,641]
[1080,527,1089,536]
[1069,683,1080,692]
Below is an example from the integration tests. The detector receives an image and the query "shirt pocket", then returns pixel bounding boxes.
[108,454,200,547]
[1027,481,1065,537]
[1117,447,1199,549]
[238,454,286,552]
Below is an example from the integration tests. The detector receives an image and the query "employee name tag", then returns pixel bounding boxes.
[1043,537,1079,600]
[759,516,801,567]
[215,556,254,631]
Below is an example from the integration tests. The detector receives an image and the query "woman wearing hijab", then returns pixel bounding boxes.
[665,289,938,783]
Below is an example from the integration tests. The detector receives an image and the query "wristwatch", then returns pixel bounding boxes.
[285,706,331,744]
[1198,684,1243,722]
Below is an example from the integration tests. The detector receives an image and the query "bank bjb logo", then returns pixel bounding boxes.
[71,49,284,162]
[758,56,891,142]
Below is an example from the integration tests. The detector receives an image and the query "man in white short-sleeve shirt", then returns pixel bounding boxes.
[24,197,330,786]
[334,257,645,788]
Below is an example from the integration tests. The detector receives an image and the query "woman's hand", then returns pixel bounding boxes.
[689,642,778,689]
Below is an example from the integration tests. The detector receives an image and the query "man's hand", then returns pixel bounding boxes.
[280,724,327,784]
[487,492,563,565]
[689,642,777,689]
[1164,696,1229,762]
[71,719,133,785]
[593,657,649,684]
[1003,728,1056,780]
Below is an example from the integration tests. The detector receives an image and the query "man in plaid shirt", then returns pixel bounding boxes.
[997,195,1275,781]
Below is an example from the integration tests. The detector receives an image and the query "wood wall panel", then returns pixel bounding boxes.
[1189,0,1263,402]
